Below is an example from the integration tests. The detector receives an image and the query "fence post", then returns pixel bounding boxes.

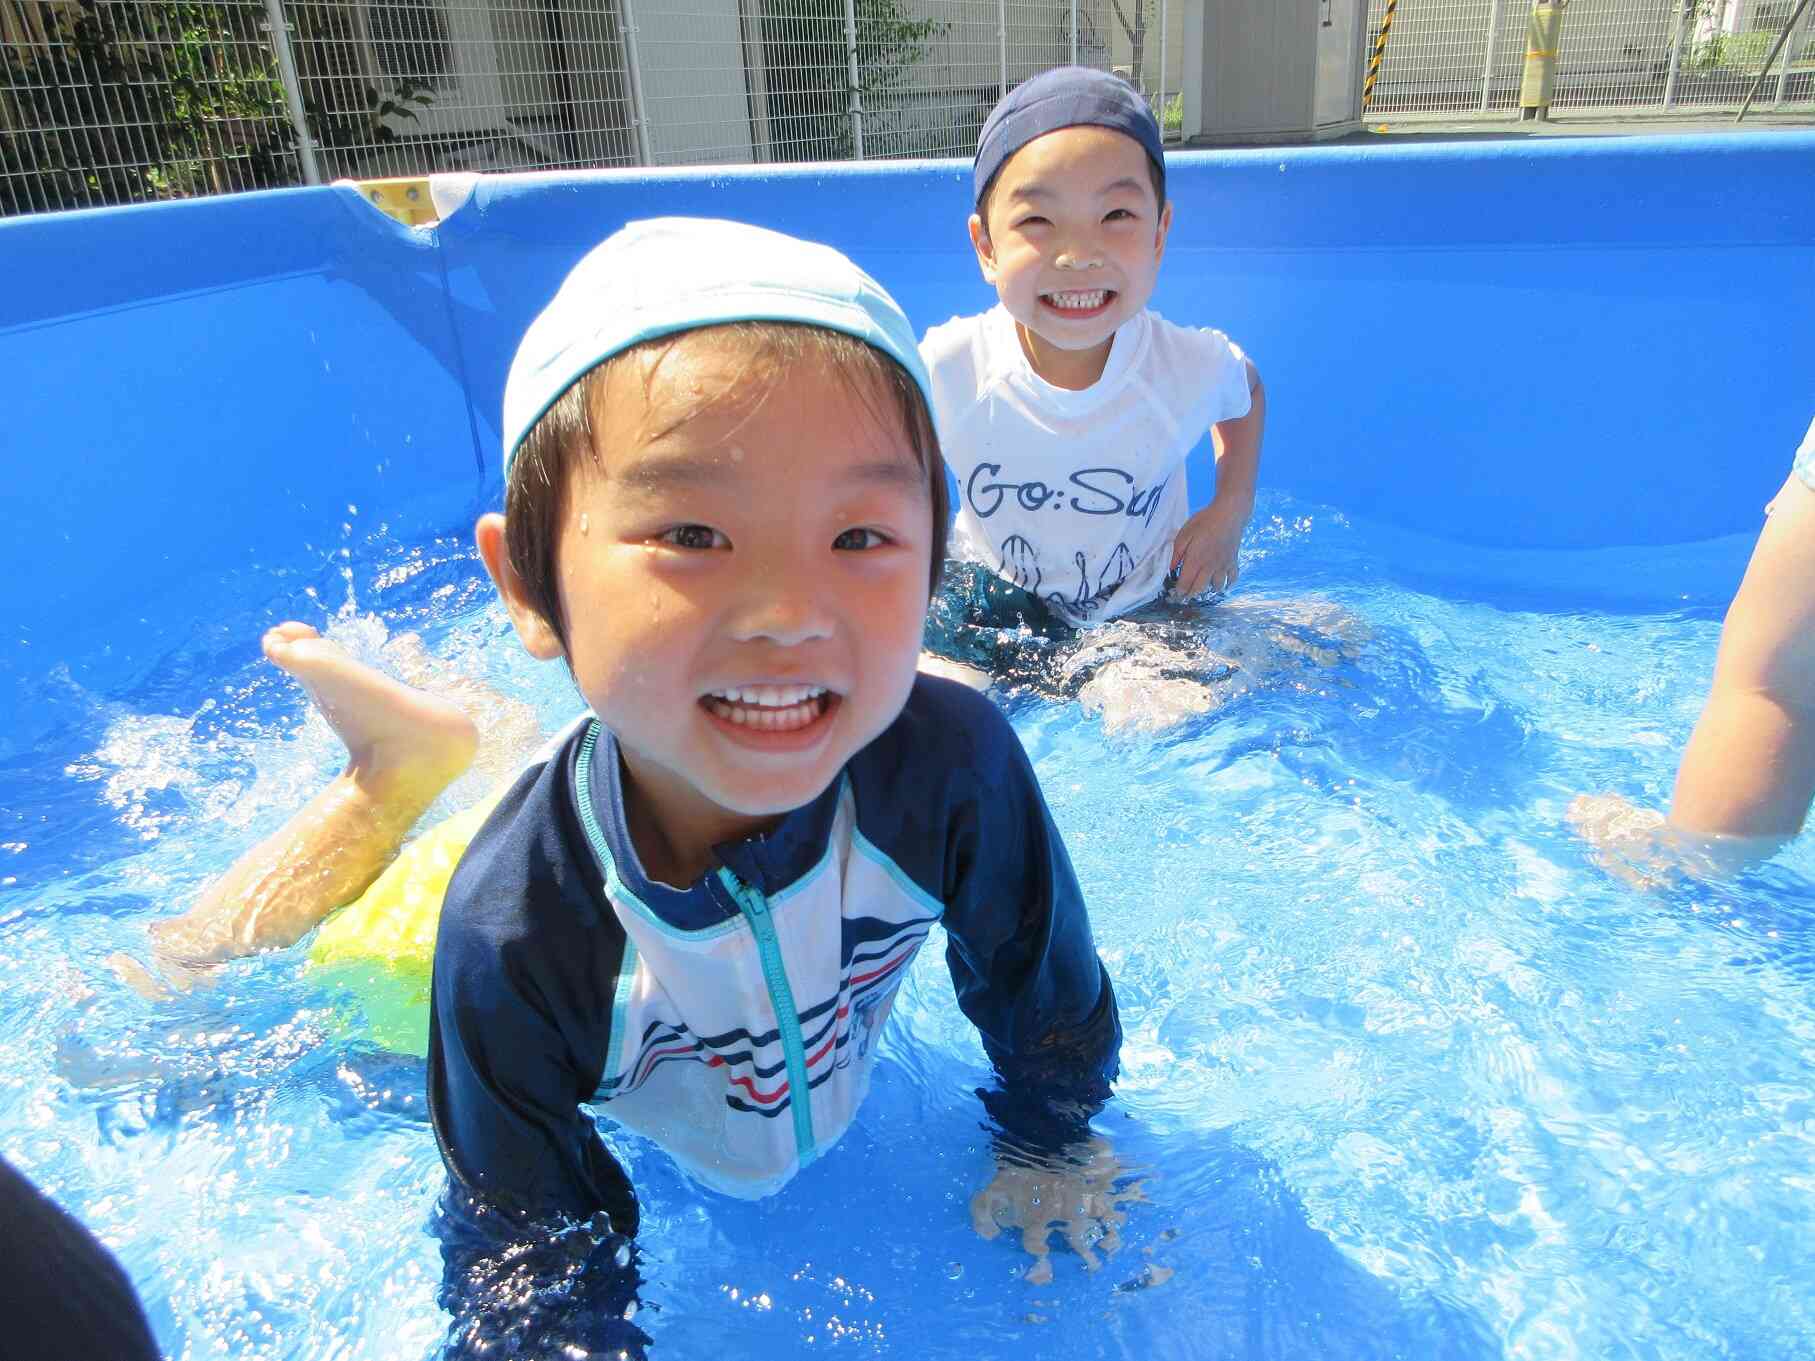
[999,0,1008,100]
[620,0,653,165]
[1663,0,1688,110]
[844,0,865,157]
[1070,0,1078,64]
[1158,0,1167,120]
[1776,0,1813,104]
[1362,0,1397,109]
[1480,0,1503,111]
[262,0,320,184]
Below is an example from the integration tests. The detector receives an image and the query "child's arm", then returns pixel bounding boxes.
[938,713,1120,1153]
[935,688,1125,1275]
[430,926,650,1357]
[1170,359,1266,597]
[426,781,650,1358]
[1568,464,1815,882]
[1668,473,1815,839]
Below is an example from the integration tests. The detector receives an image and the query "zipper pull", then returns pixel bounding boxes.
[718,866,766,917]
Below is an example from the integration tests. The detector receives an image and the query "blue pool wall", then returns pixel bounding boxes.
[3,132,1812,735]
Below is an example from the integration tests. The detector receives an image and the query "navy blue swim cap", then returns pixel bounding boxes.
[973,65,1165,207]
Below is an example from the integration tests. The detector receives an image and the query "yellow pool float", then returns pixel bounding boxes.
[304,794,498,1056]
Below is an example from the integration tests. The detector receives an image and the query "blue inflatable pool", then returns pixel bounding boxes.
[2,134,1813,1360]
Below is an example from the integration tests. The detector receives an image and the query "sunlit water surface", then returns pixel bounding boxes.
[2,492,1812,1361]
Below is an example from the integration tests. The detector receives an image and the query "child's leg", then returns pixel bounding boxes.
[124,623,479,985]
[919,560,1068,693]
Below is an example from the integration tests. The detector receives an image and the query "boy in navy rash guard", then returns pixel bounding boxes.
[428,218,1124,1353]
[121,218,1122,1355]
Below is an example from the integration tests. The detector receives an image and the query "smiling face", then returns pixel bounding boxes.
[971,124,1172,389]
[480,328,936,881]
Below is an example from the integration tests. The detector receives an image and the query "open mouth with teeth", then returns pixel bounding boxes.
[1041,288,1116,317]
[700,684,837,737]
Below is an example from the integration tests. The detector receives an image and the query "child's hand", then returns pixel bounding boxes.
[1169,495,1250,598]
[969,1136,1142,1284]
[1566,793,1672,890]
[1568,792,1774,885]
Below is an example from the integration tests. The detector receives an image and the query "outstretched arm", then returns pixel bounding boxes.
[1669,474,1815,839]
[1171,360,1265,598]
[940,732,1120,1154]
[937,697,1125,1278]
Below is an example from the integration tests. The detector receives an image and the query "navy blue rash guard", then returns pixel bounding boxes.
[428,676,1119,1355]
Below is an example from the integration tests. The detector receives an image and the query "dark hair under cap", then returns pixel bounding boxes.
[973,65,1165,207]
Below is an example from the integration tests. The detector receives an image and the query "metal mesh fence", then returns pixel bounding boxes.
[2,0,303,213]
[0,0,1181,213]
[11,0,1805,217]
[285,0,639,177]
[1362,0,1815,116]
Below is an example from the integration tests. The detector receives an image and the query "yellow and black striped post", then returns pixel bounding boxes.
[1362,0,1398,110]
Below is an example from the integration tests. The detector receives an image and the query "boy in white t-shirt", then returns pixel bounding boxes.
[921,65,1266,680]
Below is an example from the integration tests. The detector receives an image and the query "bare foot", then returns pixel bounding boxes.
[117,624,482,977]
[263,622,478,793]
[1077,658,1219,735]
[106,947,213,999]
[379,630,541,787]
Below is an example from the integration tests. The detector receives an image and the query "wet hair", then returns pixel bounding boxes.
[975,147,1167,235]
[505,321,950,653]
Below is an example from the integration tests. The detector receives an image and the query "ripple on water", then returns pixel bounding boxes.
[1,499,1812,1360]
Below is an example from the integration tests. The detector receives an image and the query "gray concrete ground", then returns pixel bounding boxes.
[1353,106,1815,143]
[1186,105,1815,150]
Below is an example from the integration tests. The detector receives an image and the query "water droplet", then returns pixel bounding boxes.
[579,513,590,535]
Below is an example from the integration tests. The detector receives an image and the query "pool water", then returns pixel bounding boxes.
[2,489,1812,1361]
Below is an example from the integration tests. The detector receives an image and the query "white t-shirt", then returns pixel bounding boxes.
[921,305,1253,626]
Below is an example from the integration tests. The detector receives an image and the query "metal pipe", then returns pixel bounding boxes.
[1736,0,1814,121]
[998,0,1008,101]
[262,0,320,185]
[844,0,864,157]
[1070,0,1078,65]
[1158,0,1167,131]
[1480,0,1503,111]
[1663,0,1688,109]
[620,0,652,166]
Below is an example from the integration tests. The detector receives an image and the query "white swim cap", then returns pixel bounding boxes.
[501,217,932,474]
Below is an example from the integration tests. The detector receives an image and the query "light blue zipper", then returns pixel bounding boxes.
[718,866,817,1165]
